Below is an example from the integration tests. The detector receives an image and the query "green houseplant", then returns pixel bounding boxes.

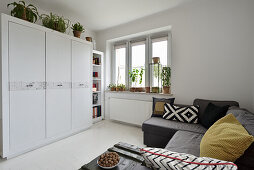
[161,67,171,94]
[108,83,116,91]
[40,13,70,33]
[7,1,39,23]
[71,22,85,38]
[117,84,126,91]
[129,67,144,92]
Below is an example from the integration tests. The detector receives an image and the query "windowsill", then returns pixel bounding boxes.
[105,90,174,102]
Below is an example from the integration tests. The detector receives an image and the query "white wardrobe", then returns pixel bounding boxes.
[0,13,92,158]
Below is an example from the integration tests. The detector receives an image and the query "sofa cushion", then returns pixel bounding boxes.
[200,114,254,162]
[152,97,175,117]
[193,99,239,119]
[141,147,237,170]
[163,103,199,124]
[165,131,203,157]
[200,103,229,129]
[142,117,206,138]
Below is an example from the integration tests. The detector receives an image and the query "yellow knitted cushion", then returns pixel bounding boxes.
[200,113,254,162]
[154,102,165,116]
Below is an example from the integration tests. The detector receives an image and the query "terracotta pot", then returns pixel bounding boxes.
[135,87,145,92]
[110,87,116,91]
[152,57,160,64]
[151,87,159,93]
[116,87,120,92]
[163,86,171,94]
[86,37,93,42]
[22,7,27,21]
[73,30,82,38]
[130,87,136,92]
[145,87,150,93]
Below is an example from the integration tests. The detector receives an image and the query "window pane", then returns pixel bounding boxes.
[115,47,126,85]
[152,40,168,67]
[152,39,168,89]
[131,43,145,87]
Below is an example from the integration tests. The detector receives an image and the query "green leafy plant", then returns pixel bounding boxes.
[129,69,139,86]
[139,68,144,85]
[129,67,144,87]
[71,22,85,32]
[7,1,39,23]
[108,83,116,88]
[117,84,126,89]
[40,13,70,33]
[161,67,171,87]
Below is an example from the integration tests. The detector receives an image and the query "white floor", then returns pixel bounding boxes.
[0,120,144,170]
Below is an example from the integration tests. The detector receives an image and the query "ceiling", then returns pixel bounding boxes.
[31,0,191,31]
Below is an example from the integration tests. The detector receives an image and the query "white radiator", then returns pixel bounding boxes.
[109,98,152,126]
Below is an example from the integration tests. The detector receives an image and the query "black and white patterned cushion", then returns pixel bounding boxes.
[163,103,199,124]
[141,147,237,170]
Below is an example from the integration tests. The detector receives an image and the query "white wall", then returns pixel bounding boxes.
[0,0,96,41]
[96,0,254,112]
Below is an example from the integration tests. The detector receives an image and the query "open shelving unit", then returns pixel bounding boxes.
[92,50,104,123]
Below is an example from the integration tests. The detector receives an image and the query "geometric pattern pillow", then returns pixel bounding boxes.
[163,103,199,124]
[141,147,238,170]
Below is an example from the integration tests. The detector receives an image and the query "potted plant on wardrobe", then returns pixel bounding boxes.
[7,1,39,23]
[71,22,85,38]
[40,12,70,33]
[161,67,171,94]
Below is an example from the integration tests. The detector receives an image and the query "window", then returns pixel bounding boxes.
[113,33,171,89]
[115,45,126,85]
[152,37,168,67]
[131,41,146,87]
[151,37,168,88]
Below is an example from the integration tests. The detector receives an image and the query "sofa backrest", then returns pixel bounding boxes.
[193,99,239,119]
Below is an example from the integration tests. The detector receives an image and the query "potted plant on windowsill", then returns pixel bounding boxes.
[161,67,171,94]
[7,1,39,23]
[129,67,145,92]
[117,84,126,91]
[129,69,138,92]
[71,22,85,38]
[108,84,116,91]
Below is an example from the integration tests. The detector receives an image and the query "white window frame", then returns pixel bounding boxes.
[112,32,172,89]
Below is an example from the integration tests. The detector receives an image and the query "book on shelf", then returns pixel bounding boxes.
[93,106,101,118]
[92,83,99,92]
[93,57,100,65]
[93,72,98,77]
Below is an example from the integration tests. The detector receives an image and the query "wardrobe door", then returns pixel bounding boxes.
[46,32,72,137]
[72,40,92,130]
[9,22,46,153]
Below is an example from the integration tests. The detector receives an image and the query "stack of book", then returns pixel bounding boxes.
[93,106,101,118]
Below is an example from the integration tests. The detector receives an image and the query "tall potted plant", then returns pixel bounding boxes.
[71,22,85,38]
[7,1,39,23]
[161,67,171,94]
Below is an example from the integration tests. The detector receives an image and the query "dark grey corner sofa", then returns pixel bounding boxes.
[140,99,254,170]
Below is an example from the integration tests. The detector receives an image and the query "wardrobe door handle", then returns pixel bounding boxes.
[26,84,33,87]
